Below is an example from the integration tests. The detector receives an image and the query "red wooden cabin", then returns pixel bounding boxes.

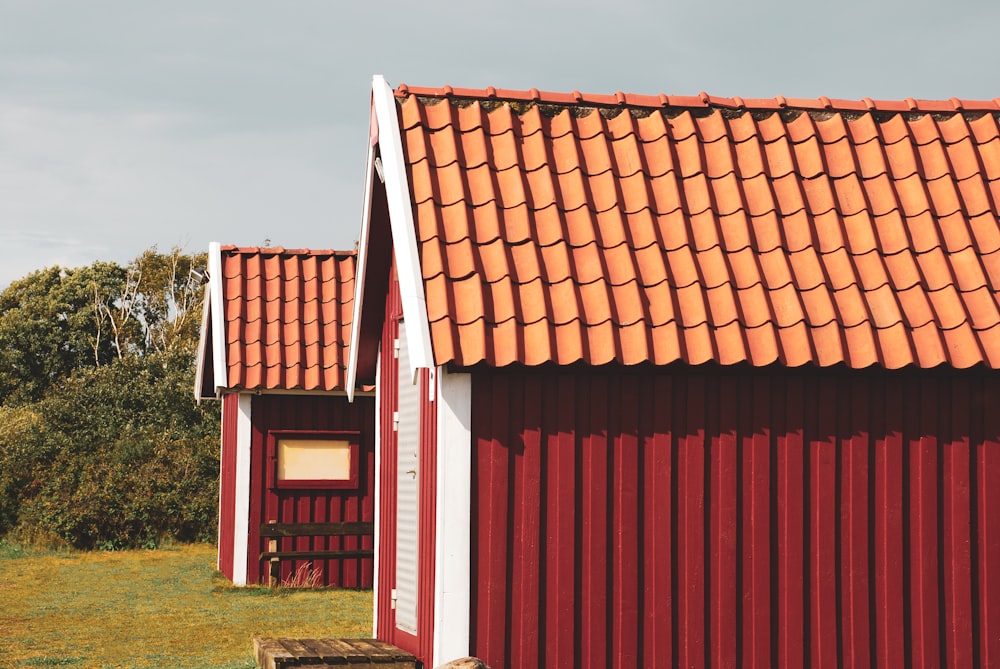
[348,77,1000,667]
[196,244,375,587]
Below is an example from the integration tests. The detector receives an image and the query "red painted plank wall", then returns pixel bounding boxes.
[246,393,376,587]
[375,269,438,664]
[375,275,401,642]
[217,392,239,580]
[470,365,1000,669]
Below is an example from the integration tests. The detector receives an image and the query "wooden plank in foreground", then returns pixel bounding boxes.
[253,637,417,668]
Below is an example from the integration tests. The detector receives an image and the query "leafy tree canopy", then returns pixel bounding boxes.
[0,247,206,405]
[0,247,220,549]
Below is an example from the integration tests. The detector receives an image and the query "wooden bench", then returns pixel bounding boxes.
[259,521,374,586]
[254,636,416,669]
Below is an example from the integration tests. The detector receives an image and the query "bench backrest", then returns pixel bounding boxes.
[259,521,374,538]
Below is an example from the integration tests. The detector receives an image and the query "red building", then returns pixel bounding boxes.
[196,245,375,587]
[347,78,1000,667]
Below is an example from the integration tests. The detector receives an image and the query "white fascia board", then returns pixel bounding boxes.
[346,137,377,403]
[432,368,472,665]
[208,242,228,395]
[371,74,434,382]
[233,393,253,586]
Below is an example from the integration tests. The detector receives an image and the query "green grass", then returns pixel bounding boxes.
[0,541,372,668]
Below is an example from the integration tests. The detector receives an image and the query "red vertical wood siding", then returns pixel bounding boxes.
[375,270,438,664]
[375,274,400,645]
[470,365,1000,668]
[245,393,375,587]
[980,381,1000,666]
[217,392,240,580]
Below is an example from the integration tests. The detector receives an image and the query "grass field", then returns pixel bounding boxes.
[0,541,373,668]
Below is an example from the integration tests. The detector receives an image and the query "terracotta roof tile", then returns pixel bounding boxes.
[219,246,355,391]
[964,287,1000,329]
[395,86,1000,368]
[982,249,1000,287]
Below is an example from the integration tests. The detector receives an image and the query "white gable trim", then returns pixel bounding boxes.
[349,75,435,399]
[371,74,434,381]
[432,368,472,665]
[194,241,228,400]
[208,242,228,394]
[346,133,376,402]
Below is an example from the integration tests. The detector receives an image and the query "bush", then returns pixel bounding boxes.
[3,348,220,549]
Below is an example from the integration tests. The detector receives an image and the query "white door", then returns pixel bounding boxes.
[395,321,419,634]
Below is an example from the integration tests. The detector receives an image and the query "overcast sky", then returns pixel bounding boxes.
[1,0,998,288]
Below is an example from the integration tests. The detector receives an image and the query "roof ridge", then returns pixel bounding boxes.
[220,245,358,257]
[395,83,1000,114]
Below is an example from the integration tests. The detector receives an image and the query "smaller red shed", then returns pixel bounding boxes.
[195,243,375,587]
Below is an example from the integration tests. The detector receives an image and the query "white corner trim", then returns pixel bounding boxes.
[208,242,228,394]
[432,368,472,665]
[371,74,434,380]
[371,346,383,637]
[233,393,253,586]
[347,137,377,403]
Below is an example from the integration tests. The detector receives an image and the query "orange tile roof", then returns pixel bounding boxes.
[219,246,356,391]
[394,85,1000,369]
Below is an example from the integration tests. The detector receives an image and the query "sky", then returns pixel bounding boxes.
[1,0,999,289]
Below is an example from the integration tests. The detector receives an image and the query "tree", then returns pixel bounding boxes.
[91,260,143,361]
[0,247,221,548]
[0,248,208,405]
[0,263,126,404]
[10,348,220,548]
[131,247,207,355]
[0,405,46,533]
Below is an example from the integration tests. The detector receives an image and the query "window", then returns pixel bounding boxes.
[267,431,360,490]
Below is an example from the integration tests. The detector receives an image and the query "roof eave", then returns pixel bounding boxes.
[193,242,228,401]
[193,282,214,402]
[346,123,377,403]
